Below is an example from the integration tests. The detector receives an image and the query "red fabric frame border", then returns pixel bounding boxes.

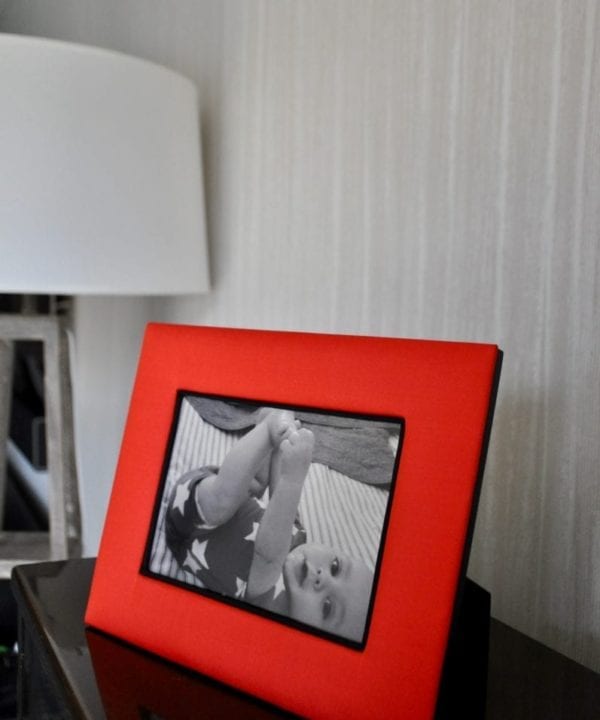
[85,324,501,719]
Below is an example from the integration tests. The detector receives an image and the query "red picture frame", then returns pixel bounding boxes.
[86,324,501,719]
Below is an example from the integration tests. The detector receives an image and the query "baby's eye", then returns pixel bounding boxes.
[322,597,332,620]
[330,557,340,576]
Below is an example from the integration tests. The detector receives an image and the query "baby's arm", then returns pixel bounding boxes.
[195,409,295,526]
[246,428,314,599]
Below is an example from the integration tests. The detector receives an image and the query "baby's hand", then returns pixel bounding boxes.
[263,409,298,446]
[279,428,314,486]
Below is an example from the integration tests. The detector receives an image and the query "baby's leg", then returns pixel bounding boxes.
[252,412,300,498]
[195,409,296,525]
[246,428,314,600]
[279,428,314,486]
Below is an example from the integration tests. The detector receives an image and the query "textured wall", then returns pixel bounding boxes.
[1,0,598,671]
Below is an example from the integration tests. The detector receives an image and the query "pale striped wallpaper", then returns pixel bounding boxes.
[2,0,598,672]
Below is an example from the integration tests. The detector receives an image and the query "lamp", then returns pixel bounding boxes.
[0,33,209,576]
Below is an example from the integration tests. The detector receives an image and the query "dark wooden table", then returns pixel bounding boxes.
[11,558,600,719]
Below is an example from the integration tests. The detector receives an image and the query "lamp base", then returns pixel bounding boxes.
[0,532,69,579]
[0,314,80,579]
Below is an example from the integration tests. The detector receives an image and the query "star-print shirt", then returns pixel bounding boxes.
[165,466,306,611]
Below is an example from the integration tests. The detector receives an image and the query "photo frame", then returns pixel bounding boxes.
[86,324,502,719]
[142,391,404,649]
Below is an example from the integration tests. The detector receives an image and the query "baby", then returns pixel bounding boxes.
[165,408,373,643]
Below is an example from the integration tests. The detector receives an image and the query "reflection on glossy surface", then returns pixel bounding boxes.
[13,559,104,719]
[13,558,290,719]
[88,629,291,719]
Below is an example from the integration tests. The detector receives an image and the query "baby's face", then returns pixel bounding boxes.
[283,543,373,643]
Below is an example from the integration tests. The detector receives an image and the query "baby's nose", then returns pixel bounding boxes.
[313,566,326,589]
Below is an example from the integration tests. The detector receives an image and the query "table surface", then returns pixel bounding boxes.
[11,558,600,719]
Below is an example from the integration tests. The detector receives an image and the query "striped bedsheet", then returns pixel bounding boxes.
[148,399,389,586]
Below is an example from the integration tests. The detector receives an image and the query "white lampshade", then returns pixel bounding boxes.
[0,33,209,295]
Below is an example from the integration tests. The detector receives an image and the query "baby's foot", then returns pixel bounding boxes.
[262,409,298,446]
[280,429,314,486]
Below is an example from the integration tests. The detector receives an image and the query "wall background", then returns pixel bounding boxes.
[1,0,598,672]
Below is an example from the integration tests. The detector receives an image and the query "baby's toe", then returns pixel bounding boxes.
[298,427,315,448]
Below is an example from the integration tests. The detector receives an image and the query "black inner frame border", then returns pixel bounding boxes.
[140,389,406,651]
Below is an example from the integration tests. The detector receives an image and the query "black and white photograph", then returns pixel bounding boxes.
[145,393,403,646]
